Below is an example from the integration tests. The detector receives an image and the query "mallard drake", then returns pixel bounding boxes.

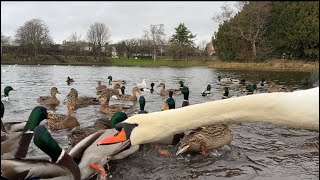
[140,82,155,93]
[137,96,148,114]
[108,75,126,85]
[97,87,319,158]
[222,87,230,99]
[241,84,257,95]
[2,106,54,159]
[1,86,16,102]
[96,80,107,93]
[162,91,175,110]
[176,124,233,156]
[1,125,81,180]
[201,84,212,97]
[66,88,100,106]
[67,117,111,146]
[181,87,190,107]
[38,87,60,106]
[117,87,141,101]
[68,112,139,180]
[267,82,294,93]
[46,98,80,131]
[121,85,126,95]
[99,92,134,114]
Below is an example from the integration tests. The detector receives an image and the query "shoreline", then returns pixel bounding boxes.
[1,59,318,72]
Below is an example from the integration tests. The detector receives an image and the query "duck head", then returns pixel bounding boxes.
[150,83,155,92]
[179,81,184,88]
[158,83,165,89]
[50,87,60,96]
[67,88,78,98]
[223,87,229,97]
[3,86,16,97]
[110,112,128,128]
[108,76,113,84]
[218,76,221,81]
[138,96,148,114]
[162,94,175,111]
[24,106,55,132]
[33,125,62,162]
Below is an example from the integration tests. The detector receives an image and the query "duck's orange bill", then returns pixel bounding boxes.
[97,129,127,145]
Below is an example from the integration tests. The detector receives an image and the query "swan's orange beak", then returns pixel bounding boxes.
[98,129,127,145]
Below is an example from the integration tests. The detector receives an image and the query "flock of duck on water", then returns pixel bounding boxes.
[1,72,319,180]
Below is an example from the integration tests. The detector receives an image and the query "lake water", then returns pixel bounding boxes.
[1,65,318,180]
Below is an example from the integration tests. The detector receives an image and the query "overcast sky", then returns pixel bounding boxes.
[1,1,237,45]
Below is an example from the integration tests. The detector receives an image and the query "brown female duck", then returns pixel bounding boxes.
[96,81,107,93]
[158,83,180,96]
[116,86,141,101]
[38,87,60,106]
[267,82,294,93]
[66,88,100,106]
[46,98,80,131]
[99,92,134,114]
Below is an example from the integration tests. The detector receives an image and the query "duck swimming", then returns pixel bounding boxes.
[176,124,233,157]
[2,106,54,159]
[38,87,60,106]
[46,98,80,131]
[68,112,139,180]
[267,82,294,93]
[181,86,190,107]
[108,75,126,85]
[67,88,100,107]
[1,125,81,180]
[98,87,319,157]
[137,96,148,114]
[67,76,75,83]
[99,92,134,115]
[96,80,107,93]
[1,86,16,102]
[117,86,141,101]
[162,91,175,110]
[201,84,212,97]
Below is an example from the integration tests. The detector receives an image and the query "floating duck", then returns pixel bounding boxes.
[116,87,141,101]
[46,98,80,131]
[162,91,175,110]
[1,125,81,180]
[108,76,126,85]
[201,84,212,97]
[66,77,75,85]
[66,88,100,107]
[38,87,60,106]
[181,86,190,107]
[98,92,134,115]
[68,112,139,179]
[218,76,232,83]
[2,106,54,159]
[176,124,233,157]
[137,96,148,114]
[267,82,294,93]
[97,87,319,157]
[96,80,107,93]
[1,86,16,102]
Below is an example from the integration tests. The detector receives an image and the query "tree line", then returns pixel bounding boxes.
[2,20,202,62]
[212,1,319,62]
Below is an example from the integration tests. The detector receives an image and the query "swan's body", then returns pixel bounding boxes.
[102,87,318,148]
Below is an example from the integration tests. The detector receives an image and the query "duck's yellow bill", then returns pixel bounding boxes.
[98,129,127,145]
[162,103,169,111]
[47,113,55,119]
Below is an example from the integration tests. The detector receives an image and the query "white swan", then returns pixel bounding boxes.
[136,79,147,88]
[98,87,319,154]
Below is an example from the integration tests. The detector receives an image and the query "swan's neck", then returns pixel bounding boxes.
[128,88,319,145]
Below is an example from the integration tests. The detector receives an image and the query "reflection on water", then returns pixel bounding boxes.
[1,65,318,179]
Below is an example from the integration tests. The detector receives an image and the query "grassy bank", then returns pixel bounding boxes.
[208,59,319,72]
[1,55,318,72]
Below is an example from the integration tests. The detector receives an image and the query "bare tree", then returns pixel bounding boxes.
[145,24,166,61]
[212,1,270,57]
[86,22,111,61]
[15,19,52,59]
[198,40,209,57]
[68,32,82,56]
